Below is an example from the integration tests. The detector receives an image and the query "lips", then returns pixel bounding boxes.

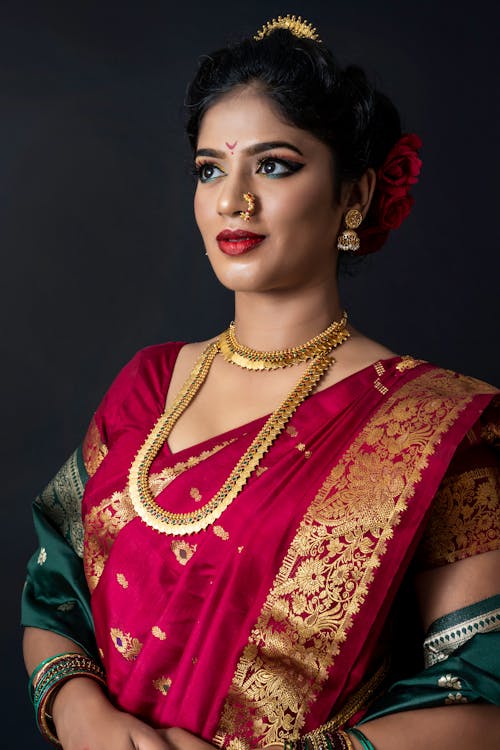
[216,229,266,256]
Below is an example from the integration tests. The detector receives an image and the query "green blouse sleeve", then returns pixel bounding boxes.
[21,445,99,660]
[360,595,500,721]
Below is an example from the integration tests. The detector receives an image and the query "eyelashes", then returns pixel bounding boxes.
[256,156,304,178]
[193,154,304,183]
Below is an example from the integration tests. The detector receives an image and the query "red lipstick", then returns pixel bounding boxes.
[216,229,266,256]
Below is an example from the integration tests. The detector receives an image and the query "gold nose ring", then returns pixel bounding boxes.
[240,192,256,222]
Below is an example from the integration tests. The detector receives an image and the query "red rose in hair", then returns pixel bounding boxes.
[379,134,423,189]
[354,133,422,255]
[378,190,414,230]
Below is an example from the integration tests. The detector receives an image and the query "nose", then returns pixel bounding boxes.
[216,174,254,219]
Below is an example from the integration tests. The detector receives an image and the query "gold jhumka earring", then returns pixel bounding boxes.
[337,208,363,253]
[239,192,256,222]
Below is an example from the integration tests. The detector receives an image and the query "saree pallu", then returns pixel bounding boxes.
[22,344,500,748]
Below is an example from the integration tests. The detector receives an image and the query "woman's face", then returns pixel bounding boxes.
[194,86,346,294]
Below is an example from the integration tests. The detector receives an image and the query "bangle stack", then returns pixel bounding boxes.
[278,728,354,750]
[274,726,375,750]
[29,652,106,746]
[347,728,376,750]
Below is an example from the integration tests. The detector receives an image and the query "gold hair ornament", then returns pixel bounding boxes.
[254,14,322,43]
[240,192,256,222]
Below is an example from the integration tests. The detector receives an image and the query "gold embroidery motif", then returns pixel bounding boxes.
[374,379,389,395]
[37,548,47,565]
[84,440,232,591]
[83,417,109,477]
[37,448,86,557]
[238,546,244,554]
[438,674,462,690]
[213,370,497,748]
[85,491,136,592]
[374,361,385,377]
[418,466,500,566]
[445,692,467,704]
[213,525,230,540]
[190,487,202,501]
[255,466,268,477]
[152,626,167,640]
[116,573,129,589]
[171,540,197,566]
[286,425,298,437]
[153,675,172,695]
[296,443,312,458]
[395,356,423,372]
[110,628,142,661]
[57,601,75,612]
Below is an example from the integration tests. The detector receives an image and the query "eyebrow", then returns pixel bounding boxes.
[195,141,304,159]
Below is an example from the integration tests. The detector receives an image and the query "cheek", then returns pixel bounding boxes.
[268,178,337,233]
[193,189,211,235]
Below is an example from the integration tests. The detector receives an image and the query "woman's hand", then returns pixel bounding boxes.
[158,727,216,750]
[52,677,171,750]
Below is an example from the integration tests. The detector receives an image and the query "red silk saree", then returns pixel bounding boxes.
[22,343,500,748]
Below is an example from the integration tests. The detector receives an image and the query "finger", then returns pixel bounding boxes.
[131,727,171,750]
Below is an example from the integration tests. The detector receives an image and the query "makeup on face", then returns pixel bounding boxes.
[216,229,266,256]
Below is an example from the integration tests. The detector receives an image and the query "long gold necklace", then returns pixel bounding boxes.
[128,321,350,536]
[219,311,349,370]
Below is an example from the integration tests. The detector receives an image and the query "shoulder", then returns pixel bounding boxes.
[92,341,186,442]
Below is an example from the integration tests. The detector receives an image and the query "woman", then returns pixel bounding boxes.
[22,15,500,750]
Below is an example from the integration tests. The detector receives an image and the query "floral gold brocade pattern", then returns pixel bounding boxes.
[84,490,136,592]
[82,417,109,477]
[110,628,143,660]
[481,395,500,448]
[213,525,230,540]
[213,370,497,750]
[152,626,167,640]
[84,440,234,592]
[171,540,197,566]
[417,466,500,567]
[36,448,86,557]
[153,675,172,695]
[116,573,129,588]
[395,356,424,372]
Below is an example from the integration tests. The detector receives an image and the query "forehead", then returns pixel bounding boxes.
[197,87,321,151]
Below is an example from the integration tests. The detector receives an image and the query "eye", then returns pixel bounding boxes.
[256,156,304,178]
[195,162,225,183]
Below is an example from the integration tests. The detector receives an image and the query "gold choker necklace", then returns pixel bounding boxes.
[218,312,349,370]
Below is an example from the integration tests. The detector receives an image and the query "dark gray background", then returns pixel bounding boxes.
[2,1,499,746]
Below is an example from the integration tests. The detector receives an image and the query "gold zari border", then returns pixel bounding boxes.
[417,465,500,567]
[213,370,497,749]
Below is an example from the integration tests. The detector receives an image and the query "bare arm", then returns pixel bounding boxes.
[23,626,170,750]
[352,549,500,749]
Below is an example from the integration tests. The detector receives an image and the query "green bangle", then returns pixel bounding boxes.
[28,652,70,703]
[348,728,376,750]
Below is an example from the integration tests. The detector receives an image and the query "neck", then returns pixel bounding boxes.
[233,284,344,351]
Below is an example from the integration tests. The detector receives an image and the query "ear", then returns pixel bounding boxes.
[340,168,377,218]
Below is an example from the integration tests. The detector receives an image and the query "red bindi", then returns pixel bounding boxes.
[225,140,238,154]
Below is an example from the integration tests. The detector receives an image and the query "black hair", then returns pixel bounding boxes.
[185,28,402,204]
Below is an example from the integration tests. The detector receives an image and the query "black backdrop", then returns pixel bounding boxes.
[2,1,499,746]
